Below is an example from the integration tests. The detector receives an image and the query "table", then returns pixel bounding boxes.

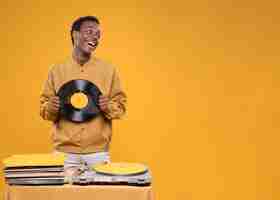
[4,184,155,200]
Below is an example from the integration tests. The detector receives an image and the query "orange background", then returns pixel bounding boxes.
[1,0,280,199]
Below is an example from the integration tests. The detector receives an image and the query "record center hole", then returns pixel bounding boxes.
[70,92,88,109]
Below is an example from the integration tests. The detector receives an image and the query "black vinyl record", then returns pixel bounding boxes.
[57,79,102,123]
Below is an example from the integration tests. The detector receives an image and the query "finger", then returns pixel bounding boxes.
[99,101,108,105]
[99,99,108,103]
[50,107,59,113]
[52,98,60,104]
[51,103,60,110]
[99,101,108,106]
[51,97,60,102]
[99,102,108,108]
[99,97,109,102]
[53,105,60,110]
[51,102,60,108]
[100,106,107,111]
[52,99,60,104]
[99,95,109,99]
[52,102,60,107]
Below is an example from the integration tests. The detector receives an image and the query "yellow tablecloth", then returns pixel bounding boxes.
[4,184,155,200]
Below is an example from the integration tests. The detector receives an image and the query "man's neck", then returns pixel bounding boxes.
[72,47,91,66]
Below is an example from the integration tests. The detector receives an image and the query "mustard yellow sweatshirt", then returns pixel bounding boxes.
[40,56,127,153]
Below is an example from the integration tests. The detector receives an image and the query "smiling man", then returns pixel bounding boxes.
[40,16,127,176]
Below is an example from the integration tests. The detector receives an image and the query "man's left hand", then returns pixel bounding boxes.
[98,95,110,112]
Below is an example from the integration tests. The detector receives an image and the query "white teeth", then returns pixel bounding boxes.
[88,42,95,47]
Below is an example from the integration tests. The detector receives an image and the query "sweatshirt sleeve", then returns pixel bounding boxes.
[103,67,127,120]
[39,67,59,122]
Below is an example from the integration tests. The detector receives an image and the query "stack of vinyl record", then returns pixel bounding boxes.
[3,154,65,185]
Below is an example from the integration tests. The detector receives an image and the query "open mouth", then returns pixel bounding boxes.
[87,42,97,48]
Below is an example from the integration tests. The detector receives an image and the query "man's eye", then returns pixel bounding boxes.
[81,30,89,34]
[82,30,100,37]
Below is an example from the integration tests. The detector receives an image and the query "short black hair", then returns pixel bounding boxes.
[70,16,100,45]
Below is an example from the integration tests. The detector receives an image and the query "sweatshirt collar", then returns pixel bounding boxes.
[69,53,97,67]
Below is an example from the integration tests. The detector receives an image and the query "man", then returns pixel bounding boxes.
[40,16,127,175]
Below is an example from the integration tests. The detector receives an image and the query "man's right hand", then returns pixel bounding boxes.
[48,96,60,114]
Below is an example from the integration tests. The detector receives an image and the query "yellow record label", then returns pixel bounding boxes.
[92,162,147,175]
[70,92,88,109]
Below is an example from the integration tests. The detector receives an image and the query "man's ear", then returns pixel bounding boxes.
[73,31,80,46]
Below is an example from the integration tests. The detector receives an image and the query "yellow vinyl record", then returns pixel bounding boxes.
[92,162,148,176]
[3,153,65,168]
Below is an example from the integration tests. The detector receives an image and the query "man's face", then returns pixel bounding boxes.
[74,20,101,54]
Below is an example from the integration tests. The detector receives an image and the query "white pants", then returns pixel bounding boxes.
[54,151,110,172]
[64,152,110,170]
